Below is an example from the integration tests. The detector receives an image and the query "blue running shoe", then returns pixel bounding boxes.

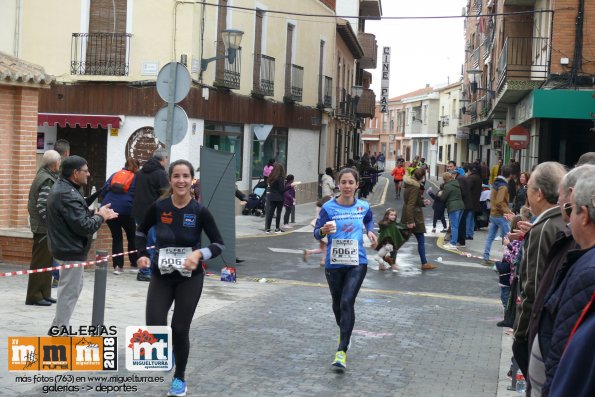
[167,377,186,397]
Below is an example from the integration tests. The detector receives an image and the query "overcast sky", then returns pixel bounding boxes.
[366,0,467,98]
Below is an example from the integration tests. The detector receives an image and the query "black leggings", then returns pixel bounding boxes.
[283,205,293,225]
[432,209,447,229]
[106,214,138,268]
[265,200,284,230]
[146,272,204,381]
[325,265,367,352]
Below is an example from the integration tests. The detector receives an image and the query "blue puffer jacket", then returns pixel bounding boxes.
[540,247,595,397]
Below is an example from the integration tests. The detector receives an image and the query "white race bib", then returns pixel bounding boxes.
[330,239,359,266]
[158,247,193,277]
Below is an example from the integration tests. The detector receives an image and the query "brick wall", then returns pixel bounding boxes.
[0,236,33,264]
[0,86,38,229]
[551,0,595,75]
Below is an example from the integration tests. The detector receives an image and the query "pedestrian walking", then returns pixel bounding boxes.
[314,167,377,369]
[26,150,61,306]
[99,157,140,275]
[439,172,464,250]
[320,167,336,198]
[427,185,447,233]
[376,208,407,271]
[132,148,170,281]
[483,166,514,264]
[282,174,296,229]
[47,156,118,331]
[303,196,332,266]
[401,168,437,271]
[264,163,287,234]
[391,159,406,199]
[136,159,225,397]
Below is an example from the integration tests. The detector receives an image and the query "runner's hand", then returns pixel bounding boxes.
[184,250,202,271]
[367,231,377,248]
[137,256,150,268]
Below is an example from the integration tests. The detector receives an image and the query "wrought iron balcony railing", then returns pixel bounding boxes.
[252,54,275,97]
[71,33,131,76]
[497,36,550,92]
[214,47,242,90]
[284,63,303,103]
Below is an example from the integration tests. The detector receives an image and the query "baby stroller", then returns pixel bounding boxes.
[243,179,267,216]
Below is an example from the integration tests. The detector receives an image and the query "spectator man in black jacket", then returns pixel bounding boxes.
[47,156,117,332]
[132,148,170,281]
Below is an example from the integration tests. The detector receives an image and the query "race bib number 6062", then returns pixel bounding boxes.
[330,239,359,266]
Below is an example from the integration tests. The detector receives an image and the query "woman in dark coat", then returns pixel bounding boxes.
[264,163,288,234]
[401,168,437,270]
[513,172,530,214]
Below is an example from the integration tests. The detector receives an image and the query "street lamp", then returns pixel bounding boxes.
[466,68,481,94]
[201,29,244,71]
[352,85,363,119]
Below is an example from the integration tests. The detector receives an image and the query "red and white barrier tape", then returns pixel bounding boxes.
[0,246,156,278]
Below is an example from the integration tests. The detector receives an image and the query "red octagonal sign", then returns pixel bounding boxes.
[506,126,530,150]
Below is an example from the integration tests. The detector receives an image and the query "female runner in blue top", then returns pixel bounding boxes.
[314,167,377,369]
[136,159,225,397]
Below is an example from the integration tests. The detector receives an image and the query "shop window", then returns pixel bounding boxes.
[252,128,288,178]
[204,122,244,180]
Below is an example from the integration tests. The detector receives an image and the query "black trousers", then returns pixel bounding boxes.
[265,200,283,230]
[457,210,471,244]
[512,339,529,377]
[106,214,138,268]
[146,272,204,381]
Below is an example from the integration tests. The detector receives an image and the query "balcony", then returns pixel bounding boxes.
[471,47,480,69]
[356,88,376,118]
[503,0,537,5]
[336,89,353,119]
[359,0,382,19]
[496,37,550,93]
[71,33,131,76]
[318,75,332,108]
[252,54,275,97]
[357,32,378,69]
[284,63,303,103]
[214,47,242,90]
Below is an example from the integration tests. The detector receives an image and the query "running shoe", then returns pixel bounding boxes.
[265,230,272,234]
[167,377,187,397]
[332,351,347,369]
[274,229,285,234]
[113,267,123,275]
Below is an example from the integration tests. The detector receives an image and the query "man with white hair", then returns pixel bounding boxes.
[512,162,567,377]
[541,173,595,397]
[25,150,61,306]
[527,164,595,396]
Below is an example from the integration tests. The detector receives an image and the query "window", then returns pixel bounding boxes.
[204,122,243,180]
[447,144,451,162]
[439,145,443,162]
[252,128,288,178]
[423,105,428,124]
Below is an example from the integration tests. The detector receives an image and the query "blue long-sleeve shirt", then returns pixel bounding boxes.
[314,197,374,268]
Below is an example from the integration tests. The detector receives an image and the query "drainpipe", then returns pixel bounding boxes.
[14,0,21,57]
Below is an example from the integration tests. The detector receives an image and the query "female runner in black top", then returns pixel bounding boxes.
[136,159,224,397]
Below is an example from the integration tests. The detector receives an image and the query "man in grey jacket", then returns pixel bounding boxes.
[512,162,567,376]
[47,156,118,331]
[26,150,61,306]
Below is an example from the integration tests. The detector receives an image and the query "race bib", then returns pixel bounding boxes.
[330,239,359,266]
[158,247,193,277]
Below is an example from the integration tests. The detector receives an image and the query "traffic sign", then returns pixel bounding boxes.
[156,62,191,103]
[154,105,188,145]
[505,126,530,150]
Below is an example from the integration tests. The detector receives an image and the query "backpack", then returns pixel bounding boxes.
[110,170,135,194]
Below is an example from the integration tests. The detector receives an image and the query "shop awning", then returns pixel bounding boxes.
[38,113,121,128]
[361,136,379,141]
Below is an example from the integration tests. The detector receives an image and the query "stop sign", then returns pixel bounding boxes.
[506,126,530,150]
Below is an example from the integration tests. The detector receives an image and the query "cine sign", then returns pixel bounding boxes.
[380,47,390,113]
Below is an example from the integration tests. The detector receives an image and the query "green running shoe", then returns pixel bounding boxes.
[332,351,347,369]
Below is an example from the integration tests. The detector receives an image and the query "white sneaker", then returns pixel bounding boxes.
[129,268,139,274]
[282,224,293,229]
[113,267,123,275]
[443,243,458,250]
[494,236,502,241]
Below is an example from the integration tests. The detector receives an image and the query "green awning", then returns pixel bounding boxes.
[516,89,594,123]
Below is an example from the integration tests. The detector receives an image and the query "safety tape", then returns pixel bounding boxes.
[0,246,156,278]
